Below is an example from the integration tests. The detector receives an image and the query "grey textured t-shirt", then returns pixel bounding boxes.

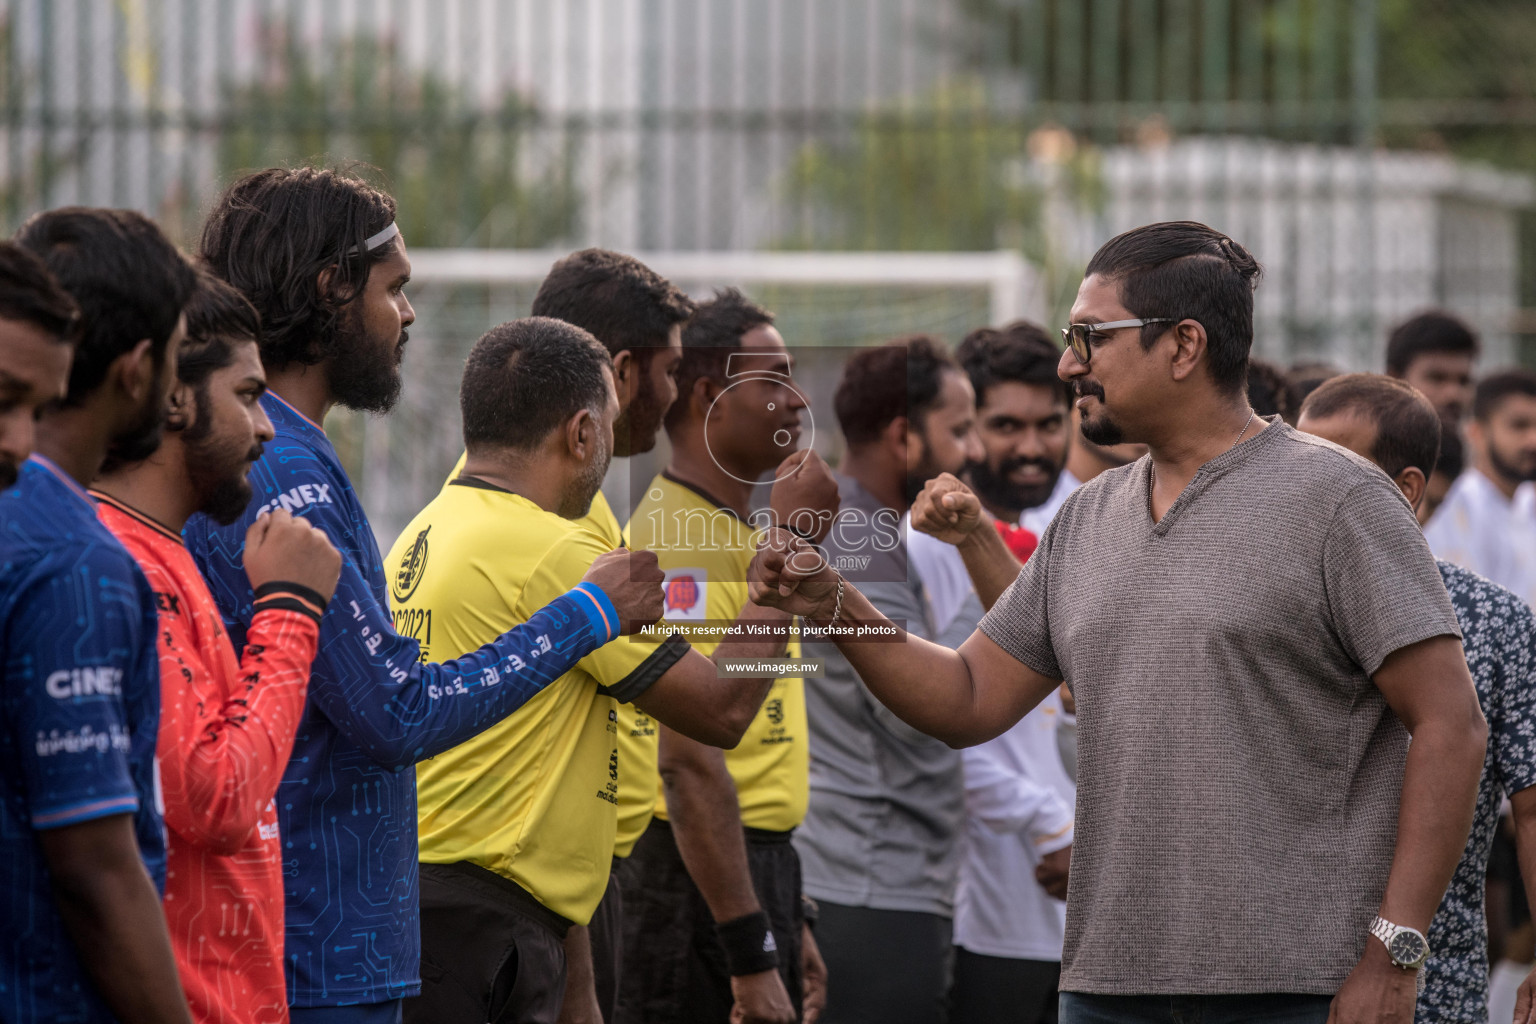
[978,419,1461,996]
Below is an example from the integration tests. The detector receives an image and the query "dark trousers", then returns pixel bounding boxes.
[589,858,626,1023]
[1058,993,1332,1024]
[614,819,804,1023]
[948,948,1059,1024]
[814,901,952,1024]
[404,861,572,1024]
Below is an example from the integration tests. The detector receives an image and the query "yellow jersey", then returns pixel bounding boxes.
[442,452,657,859]
[387,478,685,924]
[625,472,809,833]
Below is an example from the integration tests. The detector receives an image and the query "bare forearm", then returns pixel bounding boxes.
[1508,788,1536,921]
[826,585,1042,746]
[1379,718,1487,931]
[556,926,601,1024]
[660,729,761,922]
[955,525,1021,612]
[49,849,191,1022]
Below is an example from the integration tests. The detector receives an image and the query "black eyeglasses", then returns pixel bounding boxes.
[1060,318,1176,366]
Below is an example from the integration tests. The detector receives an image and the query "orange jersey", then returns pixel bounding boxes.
[97,495,324,1024]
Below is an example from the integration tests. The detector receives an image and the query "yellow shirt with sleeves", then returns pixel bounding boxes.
[626,472,810,833]
[444,452,658,859]
[387,479,685,924]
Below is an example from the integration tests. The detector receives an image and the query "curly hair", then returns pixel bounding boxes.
[198,166,397,372]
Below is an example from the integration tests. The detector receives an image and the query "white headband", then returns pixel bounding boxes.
[352,221,399,255]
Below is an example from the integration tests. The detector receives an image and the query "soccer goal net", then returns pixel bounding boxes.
[330,249,1043,546]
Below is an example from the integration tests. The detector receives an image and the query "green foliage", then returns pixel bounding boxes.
[217,23,581,249]
[777,81,1104,325]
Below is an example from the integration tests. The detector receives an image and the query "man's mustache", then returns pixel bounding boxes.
[1074,381,1106,402]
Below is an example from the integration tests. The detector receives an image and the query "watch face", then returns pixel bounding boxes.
[1388,929,1428,966]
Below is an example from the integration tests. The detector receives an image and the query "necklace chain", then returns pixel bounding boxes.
[1151,411,1256,492]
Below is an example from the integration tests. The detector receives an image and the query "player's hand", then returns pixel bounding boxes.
[801,923,828,1024]
[581,547,664,635]
[911,473,986,545]
[768,449,839,543]
[729,969,797,1024]
[243,509,342,602]
[1514,963,1536,1023]
[748,530,839,620]
[1035,844,1071,900]
[1326,939,1416,1024]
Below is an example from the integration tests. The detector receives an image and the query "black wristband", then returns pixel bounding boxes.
[715,910,780,976]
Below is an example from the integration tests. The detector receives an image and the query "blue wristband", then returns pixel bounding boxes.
[570,582,622,644]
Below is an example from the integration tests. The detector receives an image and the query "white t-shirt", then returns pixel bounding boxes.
[1425,469,1536,608]
[953,690,1076,961]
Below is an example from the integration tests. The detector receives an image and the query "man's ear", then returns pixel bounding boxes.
[566,407,597,461]
[114,339,157,402]
[611,349,640,405]
[315,264,352,308]
[693,374,721,421]
[1167,319,1209,383]
[1393,466,1429,512]
[885,415,912,468]
[165,382,195,433]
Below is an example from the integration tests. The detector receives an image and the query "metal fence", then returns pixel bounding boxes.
[2,0,1533,356]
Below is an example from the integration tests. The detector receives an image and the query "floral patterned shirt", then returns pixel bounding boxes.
[1419,562,1536,1023]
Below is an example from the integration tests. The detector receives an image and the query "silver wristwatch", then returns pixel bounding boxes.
[1369,915,1429,972]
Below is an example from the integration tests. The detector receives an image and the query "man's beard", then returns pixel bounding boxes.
[1490,441,1536,485]
[329,305,406,414]
[613,371,663,458]
[969,455,1062,516]
[182,391,262,525]
[562,439,613,520]
[903,448,945,506]
[102,386,169,472]
[1073,381,1126,447]
[0,458,17,492]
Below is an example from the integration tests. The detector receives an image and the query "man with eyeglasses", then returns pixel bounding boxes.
[748,220,1487,1024]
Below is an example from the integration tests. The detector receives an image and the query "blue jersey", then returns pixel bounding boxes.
[0,456,164,1023]
[184,392,617,1007]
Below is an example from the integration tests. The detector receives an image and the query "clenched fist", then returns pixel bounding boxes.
[581,547,665,635]
[768,449,839,543]
[910,473,986,546]
[243,509,343,602]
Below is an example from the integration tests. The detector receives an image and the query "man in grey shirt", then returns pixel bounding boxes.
[797,336,991,1024]
[749,221,1487,1024]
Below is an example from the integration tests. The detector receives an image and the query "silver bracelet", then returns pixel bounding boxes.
[822,573,845,627]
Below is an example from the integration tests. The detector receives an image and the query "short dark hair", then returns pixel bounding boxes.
[835,335,957,446]
[0,241,81,344]
[1300,372,1441,479]
[460,317,613,453]
[1434,425,1464,481]
[531,249,695,358]
[665,288,774,432]
[177,267,261,393]
[1385,311,1479,377]
[15,207,197,405]
[198,166,398,372]
[1084,220,1261,395]
[1473,369,1536,422]
[1246,358,1292,422]
[956,320,1069,409]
